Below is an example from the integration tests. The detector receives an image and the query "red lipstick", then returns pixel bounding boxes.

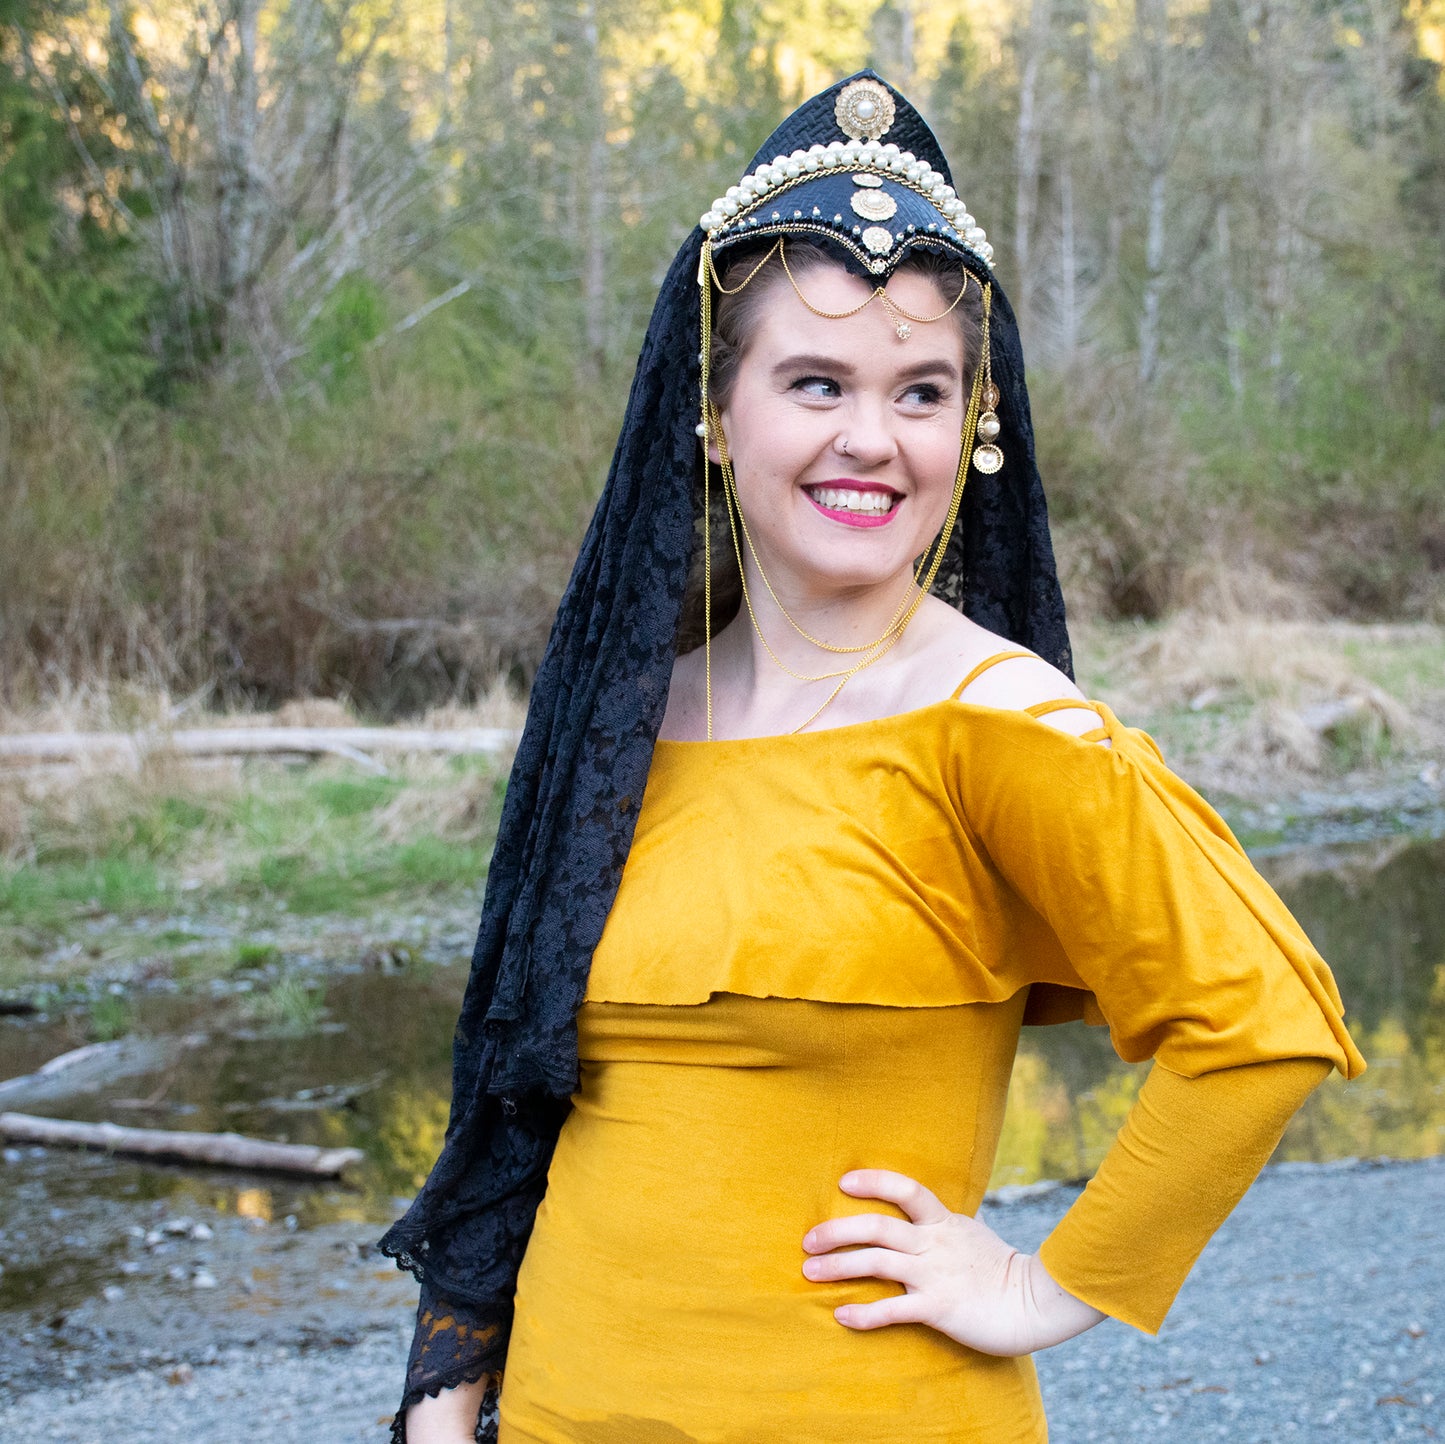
[803,479,901,529]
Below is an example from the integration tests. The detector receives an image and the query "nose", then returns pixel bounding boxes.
[834,399,899,467]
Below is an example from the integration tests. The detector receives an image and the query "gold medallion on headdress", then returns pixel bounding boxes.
[834,79,895,142]
[850,188,897,222]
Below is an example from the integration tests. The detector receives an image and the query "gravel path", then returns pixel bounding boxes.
[2,1156,1439,1442]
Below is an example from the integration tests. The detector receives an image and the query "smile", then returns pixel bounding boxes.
[803,484,902,529]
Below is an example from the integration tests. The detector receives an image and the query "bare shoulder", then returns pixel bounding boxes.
[917,604,1105,741]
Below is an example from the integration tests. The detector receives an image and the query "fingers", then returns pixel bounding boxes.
[803,1212,919,1256]
[834,1293,926,1331]
[838,1169,950,1226]
[802,1245,918,1287]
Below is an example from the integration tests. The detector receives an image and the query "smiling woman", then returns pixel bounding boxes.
[384,71,1365,1444]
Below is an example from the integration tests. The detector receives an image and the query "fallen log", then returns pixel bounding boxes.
[0,1038,176,1107]
[0,725,520,770]
[0,1111,364,1177]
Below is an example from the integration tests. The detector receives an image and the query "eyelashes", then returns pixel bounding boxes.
[787,376,952,407]
[790,375,841,398]
[904,384,946,405]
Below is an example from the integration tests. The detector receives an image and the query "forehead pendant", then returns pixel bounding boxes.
[834,78,896,142]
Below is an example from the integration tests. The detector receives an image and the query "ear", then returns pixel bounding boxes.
[704,408,726,467]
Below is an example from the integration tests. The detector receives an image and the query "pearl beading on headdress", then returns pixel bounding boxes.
[698,137,994,268]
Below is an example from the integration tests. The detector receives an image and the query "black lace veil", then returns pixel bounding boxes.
[378,69,1072,1440]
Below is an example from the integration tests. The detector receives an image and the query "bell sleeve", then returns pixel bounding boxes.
[956,703,1366,1081]
[955,702,1366,1330]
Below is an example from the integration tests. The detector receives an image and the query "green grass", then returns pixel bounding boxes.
[234,836,489,914]
[87,991,133,1041]
[307,774,405,817]
[234,941,280,970]
[0,752,504,990]
[1338,634,1445,699]
[0,855,164,928]
[244,976,326,1035]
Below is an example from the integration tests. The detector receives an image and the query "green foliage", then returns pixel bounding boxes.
[234,941,281,970]
[0,855,164,928]
[309,775,404,819]
[0,0,1441,705]
[86,991,133,1042]
[0,0,157,400]
[245,976,326,1035]
[301,274,389,398]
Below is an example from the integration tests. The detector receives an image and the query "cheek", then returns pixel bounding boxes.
[724,401,828,474]
[917,425,965,487]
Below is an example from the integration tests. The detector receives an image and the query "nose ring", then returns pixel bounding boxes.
[840,438,851,457]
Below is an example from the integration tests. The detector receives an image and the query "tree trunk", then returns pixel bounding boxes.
[580,0,608,380]
[1059,152,1078,358]
[1134,0,1169,385]
[1138,165,1167,384]
[0,725,520,771]
[1014,0,1050,333]
[1216,202,1244,400]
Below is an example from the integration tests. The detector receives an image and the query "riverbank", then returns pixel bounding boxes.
[0,1154,1438,1441]
[1,616,1441,1439]
[2,617,1442,1007]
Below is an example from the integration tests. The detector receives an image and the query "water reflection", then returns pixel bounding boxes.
[0,967,463,1264]
[989,833,1445,1187]
[2,833,1440,1258]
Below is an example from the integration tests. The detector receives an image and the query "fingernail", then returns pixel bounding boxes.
[802,1230,816,1249]
[834,1306,850,1323]
[839,1173,858,1188]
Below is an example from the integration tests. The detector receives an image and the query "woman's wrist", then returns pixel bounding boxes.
[1020,1253,1107,1350]
[403,1371,497,1443]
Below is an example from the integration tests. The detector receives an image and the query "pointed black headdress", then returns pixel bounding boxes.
[379,70,1071,1436]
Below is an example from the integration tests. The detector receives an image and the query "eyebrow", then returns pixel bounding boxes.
[770,352,960,383]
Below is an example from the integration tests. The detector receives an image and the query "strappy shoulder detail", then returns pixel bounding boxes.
[1024,697,1111,745]
[951,652,1110,745]
[949,648,1036,700]
[1025,698,1100,718]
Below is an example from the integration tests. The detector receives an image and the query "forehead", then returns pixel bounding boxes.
[743,259,966,366]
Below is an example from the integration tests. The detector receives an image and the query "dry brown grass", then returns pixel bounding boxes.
[1075,610,1445,792]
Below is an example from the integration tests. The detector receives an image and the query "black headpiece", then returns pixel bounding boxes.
[379,70,1071,1436]
[701,73,995,276]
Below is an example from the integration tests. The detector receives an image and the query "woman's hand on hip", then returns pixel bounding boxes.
[802,1169,1104,1356]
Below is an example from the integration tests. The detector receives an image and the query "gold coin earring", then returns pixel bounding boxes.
[972,284,1004,476]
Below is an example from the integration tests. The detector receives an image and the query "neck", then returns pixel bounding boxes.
[711,554,923,718]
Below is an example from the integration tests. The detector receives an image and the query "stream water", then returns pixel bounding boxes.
[1,832,1442,1331]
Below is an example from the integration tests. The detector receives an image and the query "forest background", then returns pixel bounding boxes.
[1,0,1443,716]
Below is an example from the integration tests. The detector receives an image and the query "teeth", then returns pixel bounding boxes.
[810,487,897,513]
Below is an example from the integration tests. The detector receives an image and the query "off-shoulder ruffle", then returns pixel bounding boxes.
[584,699,1365,1081]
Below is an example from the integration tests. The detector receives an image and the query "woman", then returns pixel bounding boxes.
[384,73,1365,1443]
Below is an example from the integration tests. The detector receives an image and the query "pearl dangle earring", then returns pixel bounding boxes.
[971,288,1004,475]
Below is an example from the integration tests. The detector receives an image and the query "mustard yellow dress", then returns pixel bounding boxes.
[497,690,1364,1443]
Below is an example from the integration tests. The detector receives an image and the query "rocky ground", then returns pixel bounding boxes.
[0,1155,1439,1442]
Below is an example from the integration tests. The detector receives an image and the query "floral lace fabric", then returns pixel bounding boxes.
[377,68,1073,1433]
[389,1284,505,1442]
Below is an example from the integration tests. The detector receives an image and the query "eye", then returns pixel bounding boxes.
[790,375,841,399]
[901,382,946,407]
